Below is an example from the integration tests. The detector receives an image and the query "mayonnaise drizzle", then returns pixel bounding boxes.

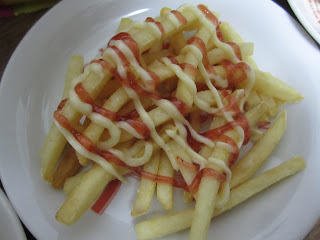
[59,5,254,200]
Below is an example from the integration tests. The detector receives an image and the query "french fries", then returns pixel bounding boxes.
[40,4,305,240]
[157,151,174,210]
[231,110,287,188]
[42,55,83,183]
[131,152,161,217]
[135,156,306,239]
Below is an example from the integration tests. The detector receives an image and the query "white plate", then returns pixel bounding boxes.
[0,0,320,239]
[0,189,26,240]
[288,0,320,44]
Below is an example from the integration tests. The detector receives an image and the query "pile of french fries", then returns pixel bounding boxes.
[40,4,305,240]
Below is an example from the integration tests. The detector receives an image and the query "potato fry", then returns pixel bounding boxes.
[190,176,220,240]
[245,90,261,110]
[190,115,238,240]
[250,128,264,143]
[135,156,306,240]
[56,163,130,225]
[219,22,244,43]
[231,110,287,188]
[254,70,303,102]
[157,151,174,210]
[131,152,161,217]
[62,56,84,99]
[41,55,83,182]
[64,172,87,196]
[51,146,82,189]
[257,90,280,117]
[117,17,133,33]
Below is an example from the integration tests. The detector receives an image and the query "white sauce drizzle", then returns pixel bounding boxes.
[58,5,255,205]
[54,119,127,183]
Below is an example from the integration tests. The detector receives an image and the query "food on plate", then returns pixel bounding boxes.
[40,4,304,240]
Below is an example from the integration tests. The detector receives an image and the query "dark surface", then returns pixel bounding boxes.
[0,1,319,240]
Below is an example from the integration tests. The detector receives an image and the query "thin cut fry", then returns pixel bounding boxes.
[135,156,306,240]
[64,172,87,196]
[51,146,82,189]
[56,164,130,225]
[131,152,161,217]
[254,70,303,102]
[157,151,174,210]
[41,55,83,182]
[231,110,287,188]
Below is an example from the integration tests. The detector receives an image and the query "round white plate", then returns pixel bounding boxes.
[0,0,320,239]
[0,189,26,240]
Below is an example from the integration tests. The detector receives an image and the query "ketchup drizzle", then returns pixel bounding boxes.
[145,17,165,38]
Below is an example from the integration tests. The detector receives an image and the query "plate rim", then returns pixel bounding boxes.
[0,189,27,240]
[288,0,320,45]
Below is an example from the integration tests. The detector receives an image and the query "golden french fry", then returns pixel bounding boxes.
[135,156,306,240]
[131,152,161,217]
[157,151,174,210]
[190,176,220,240]
[190,115,238,240]
[231,110,287,188]
[64,172,87,196]
[244,102,268,128]
[41,55,84,182]
[219,22,244,43]
[183,191,194,203]
[250,128,264,143]
[117,17,133,33]
[245,90,261,110]
[170,32,186,55]
[62,55,84,99]
[56,163,130,225]
[51,146,82,189]
[254,70,303,102]
[258,91,280,117]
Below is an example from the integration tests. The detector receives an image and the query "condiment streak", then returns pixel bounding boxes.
[57,5,253,200]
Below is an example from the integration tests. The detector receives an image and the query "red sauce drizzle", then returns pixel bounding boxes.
[186,91,250,165]
[145,17,165,38]
[216,26,224,42]
[91,179,122,215]
[187,37,216,75]
[204,113,250,145]
[167,97,189,115]
[221,59,250,87]
[166,55,199,77]
[170,10,188,25]
[176,158,226,194]
[197,4,218,26]
[74,83,150,138]
[57,98,68,111]
[258,121,271,130]
[227,42,242,60]
[162,41,170,50]
[108,32,141,65]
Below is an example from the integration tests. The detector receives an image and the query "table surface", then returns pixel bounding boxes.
[0,0,319,239]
